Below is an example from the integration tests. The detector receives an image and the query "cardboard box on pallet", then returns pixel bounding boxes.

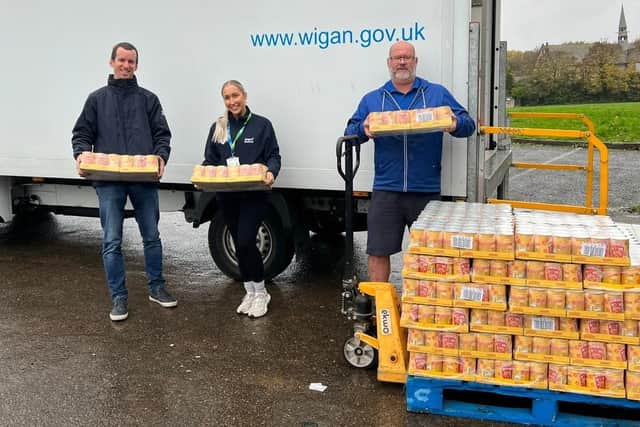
[514,336,570,364]
[402,254,471,282]
[400,304,469,333]
[548,364,626,398]
[626,371,640,400]
[402,278,507,310]
[469,309,525,335]
[475,359,548,389]
[408,352,476,381]
[507,287,627,321]
[580,319,640,345]
[406,330,513,360]
[408,353,548,389]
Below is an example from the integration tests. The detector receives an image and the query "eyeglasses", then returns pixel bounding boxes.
[389,55,415,62]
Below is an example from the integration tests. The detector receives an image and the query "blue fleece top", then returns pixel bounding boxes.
[344,77,475,193]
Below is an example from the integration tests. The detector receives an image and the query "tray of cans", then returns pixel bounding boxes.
[408,353,549,389]
[513,209,630,266]
[368,106,453,137]
[406,330,512,361]
[191,163,270,191]
[78,152,160,181]
[548,364,626,398]
[402,255,471,282]
[409,201,515,260]
[400,304,469,333]
[402,278,507,311]
[508,287,626,321]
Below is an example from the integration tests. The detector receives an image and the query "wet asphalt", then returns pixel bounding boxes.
[2,213,513,427]
[506,143,640,222]
[0,144,638,426]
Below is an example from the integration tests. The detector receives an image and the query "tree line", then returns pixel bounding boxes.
[508,40,640,106]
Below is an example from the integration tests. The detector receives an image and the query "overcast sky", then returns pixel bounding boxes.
[501,1,640,51]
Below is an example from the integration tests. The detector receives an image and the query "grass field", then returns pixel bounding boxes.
[508,102,640,143]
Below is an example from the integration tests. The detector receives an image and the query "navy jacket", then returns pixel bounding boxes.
[202,107,281,178]
[345,77,475,193]
[72,75,171,163]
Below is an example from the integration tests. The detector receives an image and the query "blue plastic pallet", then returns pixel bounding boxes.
[406,376,640,427]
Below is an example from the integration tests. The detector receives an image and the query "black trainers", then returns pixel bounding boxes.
[149,287,178,308]
[110,297,128,321]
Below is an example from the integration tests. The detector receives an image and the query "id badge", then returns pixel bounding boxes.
[226,156,240,167]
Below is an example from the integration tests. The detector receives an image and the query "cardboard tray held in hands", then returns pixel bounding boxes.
[369,106,453,137]
[79,152,160,182]
[191,163,271,192]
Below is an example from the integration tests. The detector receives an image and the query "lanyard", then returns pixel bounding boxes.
[227,112,252,153]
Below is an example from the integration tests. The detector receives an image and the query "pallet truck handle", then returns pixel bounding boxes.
[336,135,361,181]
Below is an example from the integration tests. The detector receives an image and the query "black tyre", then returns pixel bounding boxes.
[208,207,294,281]
[0,208,55,241]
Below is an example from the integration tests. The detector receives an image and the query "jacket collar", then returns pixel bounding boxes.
[382,76,428,94]
[108,74,139,92]
[229,106,252,124]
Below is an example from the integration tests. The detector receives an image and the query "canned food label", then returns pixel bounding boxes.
[415,111,435,122]
[581,243,607,257]
[451,235,474,249]
[460,286,484,302]
[532,317,556,331]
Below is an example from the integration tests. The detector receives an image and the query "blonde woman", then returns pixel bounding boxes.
[202,80,281,318]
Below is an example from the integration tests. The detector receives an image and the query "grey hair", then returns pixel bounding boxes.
[388,41,416,58]
[212,80,247,144]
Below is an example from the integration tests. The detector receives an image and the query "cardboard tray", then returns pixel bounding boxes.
[193,180,271,192]
[80,168,159,182]
[369,106,453,137]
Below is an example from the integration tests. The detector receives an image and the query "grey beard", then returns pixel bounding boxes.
[390,69,415,82]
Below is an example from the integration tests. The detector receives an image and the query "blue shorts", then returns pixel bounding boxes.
[366,190,440,256]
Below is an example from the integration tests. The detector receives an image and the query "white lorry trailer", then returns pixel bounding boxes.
[0,0,509,279]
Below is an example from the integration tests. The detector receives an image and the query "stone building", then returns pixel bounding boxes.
[534,4,640,71]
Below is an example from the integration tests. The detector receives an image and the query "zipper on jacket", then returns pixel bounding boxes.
[384,87,427,192]
[405,87,426,192]
[383,91,409,192]
[403,134,408,192]
[115,92,129,153]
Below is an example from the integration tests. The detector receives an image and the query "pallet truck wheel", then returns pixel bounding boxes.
[343,337,377,369]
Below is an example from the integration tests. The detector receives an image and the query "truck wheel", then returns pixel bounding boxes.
[208,208,294,281]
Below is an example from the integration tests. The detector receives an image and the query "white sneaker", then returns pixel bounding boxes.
[236,293,255,314]
[248,292,271,318]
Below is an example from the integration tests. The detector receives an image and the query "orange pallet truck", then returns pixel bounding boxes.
[337,135,407,383]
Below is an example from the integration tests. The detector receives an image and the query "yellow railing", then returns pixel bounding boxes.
[480,112,608,215]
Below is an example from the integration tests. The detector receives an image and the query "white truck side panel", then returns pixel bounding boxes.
[0,0,470,195]
[21,184,186,212]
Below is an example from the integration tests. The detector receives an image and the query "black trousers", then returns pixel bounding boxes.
[217,192,269,282]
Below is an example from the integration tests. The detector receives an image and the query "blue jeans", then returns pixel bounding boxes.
[95,182,165,300]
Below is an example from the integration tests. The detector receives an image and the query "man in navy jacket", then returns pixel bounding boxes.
[345,41,476,282]
[72,42,177,321]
